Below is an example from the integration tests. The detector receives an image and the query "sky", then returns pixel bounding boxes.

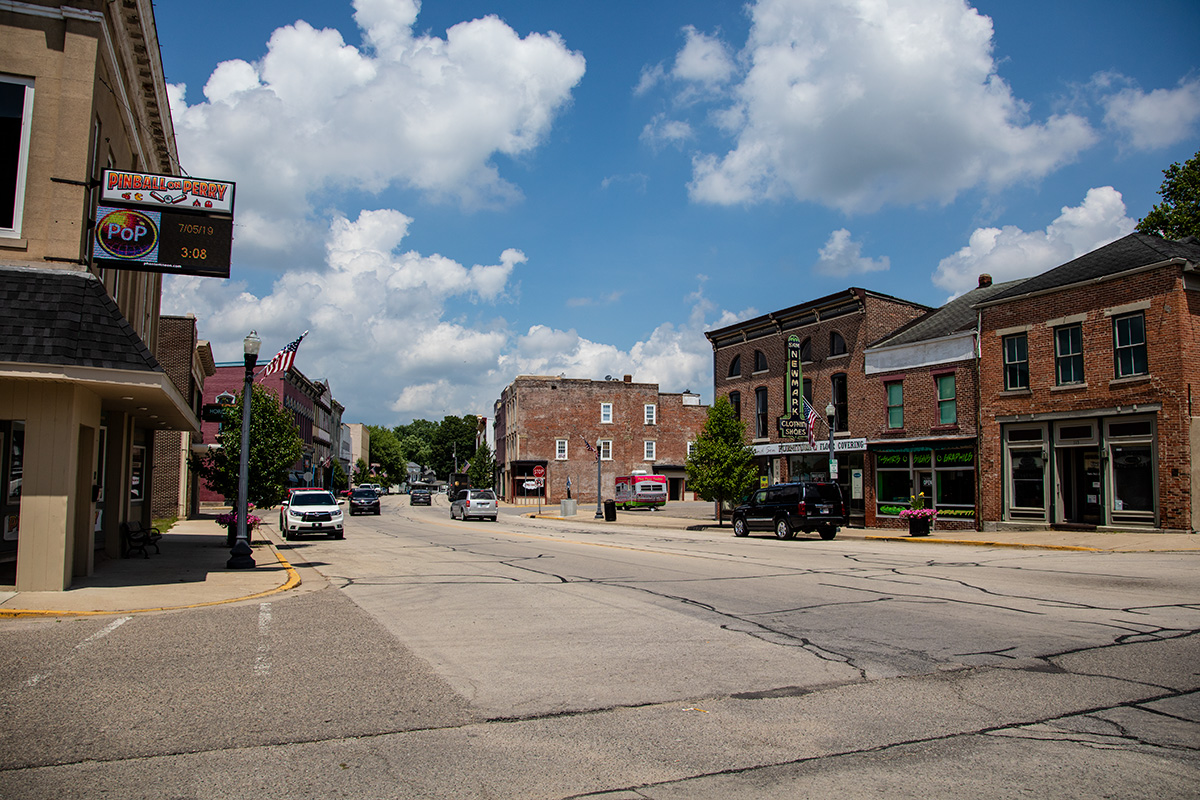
[153,0,1200,426]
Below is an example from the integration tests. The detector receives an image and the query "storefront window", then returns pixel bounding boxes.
[130,445,145,502]
[6,421,22,501]
[935,448,975,520]
[1011,451,1045,510]
[1111,445,1152,513]
[876,451,912,516]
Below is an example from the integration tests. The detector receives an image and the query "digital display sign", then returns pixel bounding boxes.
[92,205,233,278]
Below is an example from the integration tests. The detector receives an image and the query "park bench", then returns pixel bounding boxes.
[120,520,162,559]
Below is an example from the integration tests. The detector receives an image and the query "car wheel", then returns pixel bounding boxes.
[490,516,497,522]
[732,516,749,537]
[284,530,295,541]
[774,516,795,540]
[819,526,838,540]
[375,508,381,515]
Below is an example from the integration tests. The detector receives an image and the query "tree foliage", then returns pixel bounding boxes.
[468,441,496,489]
[366,425,405,485]
[330,458,348,492]
[431,415,479,478]
[1136,149,1200,240]
[685,396,759,524]
[194,383,302,508]
[352,458,371,485]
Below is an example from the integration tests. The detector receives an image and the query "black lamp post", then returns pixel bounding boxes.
[825,401,837,483]
[228,330,261,569]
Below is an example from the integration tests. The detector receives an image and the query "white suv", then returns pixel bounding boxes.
[279,489,344,540]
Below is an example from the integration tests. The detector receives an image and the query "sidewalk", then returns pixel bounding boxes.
[1,504,1195,618]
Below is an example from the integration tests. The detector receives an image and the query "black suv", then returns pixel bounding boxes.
[731,482,846,540]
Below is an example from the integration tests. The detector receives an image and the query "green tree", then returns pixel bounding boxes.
[431,415,478,478]
[352,457,371,485]
[1136,150,1200,240]
[194,384,302,508]
[367,425,405,485]
[399,434,431,472]
[685,396,759,525]
[468,441,496,490]
[330,459,348,492]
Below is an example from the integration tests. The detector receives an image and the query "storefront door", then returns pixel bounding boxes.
[1057,447,1102,525]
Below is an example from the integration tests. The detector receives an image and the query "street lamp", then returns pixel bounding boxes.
[228,330,261,569]
[825,401,837,483]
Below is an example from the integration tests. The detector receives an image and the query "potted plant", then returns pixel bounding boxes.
[899,492,936,536]
[216,507,263,547]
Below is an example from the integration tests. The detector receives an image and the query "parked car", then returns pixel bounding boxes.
[731,482,845,540]
[279,488,344,540]
[409,489,432,506]
[450,488,498,521]
[348,487,381,516]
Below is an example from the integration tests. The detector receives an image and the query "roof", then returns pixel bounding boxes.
[0,265,161,371]
[979,233,1200,306]
[870,278,1024,349]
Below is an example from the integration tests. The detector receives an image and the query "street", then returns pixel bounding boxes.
[0,494,1197,798]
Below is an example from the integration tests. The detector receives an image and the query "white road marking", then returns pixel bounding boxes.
[25,615,132,687]
[254,602,272,677]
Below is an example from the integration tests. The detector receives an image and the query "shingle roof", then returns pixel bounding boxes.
[0,265,162,371]
[870,278,1024,348]
[981,233,1200,304]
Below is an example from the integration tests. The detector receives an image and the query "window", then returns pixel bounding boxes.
[598,440,612,460]
[1113,313,1148,378]
[1,77,35,237]
[729,391,741,419]
[600,402,612,424]
[644,404,656,425]
[754,350,768,372]
[803,378,812,405]
[728,355,742,377]
[1055,324,1084,385]
[830,332,847,357]
[644,440,656,460]
[831,373,848,432]
[936,374,957,425]
[687,441,696,457]
[1003,333,1029,390]
[885,382,903,429]
[755,387,768,439]
[800,338,812,362]
[555,439,568,460]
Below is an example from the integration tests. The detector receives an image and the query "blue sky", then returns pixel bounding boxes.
[154,0,1200,426]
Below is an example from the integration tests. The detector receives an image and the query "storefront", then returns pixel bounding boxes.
[872,441,977,529]
[999,411,1158,528]
[754,439,868,527]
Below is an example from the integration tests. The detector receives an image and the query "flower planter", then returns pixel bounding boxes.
[907,517,931,537]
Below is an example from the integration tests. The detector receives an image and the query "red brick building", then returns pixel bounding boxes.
[494,375,708,506]
[976,233,1200,533]
[705,289,930,527]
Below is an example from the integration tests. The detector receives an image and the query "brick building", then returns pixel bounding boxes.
[494,375,708,506]
[705,289,930,527]
[150,316,214,520]
[976,233,1200,533]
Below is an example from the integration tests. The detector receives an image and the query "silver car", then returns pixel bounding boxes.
[450,489,497,521]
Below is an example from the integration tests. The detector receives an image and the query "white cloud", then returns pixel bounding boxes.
[168,0,585,268]
[932,186,1135,297]
[677,0,1095,211]
[641,114,694,149]
[673,26,736,88]
[814,229,890,275]
[1101,75,1200,151]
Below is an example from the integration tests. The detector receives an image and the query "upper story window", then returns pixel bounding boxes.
[598,439,612,461]
[1,76,35,238]
[937,374,957,425]
[1055,324,1084,385]
[831,373,848,432]
[644,440,656,460]
[644,404,656,425]
[687,441,696,457]
[728,354,742,377]
[830,332,847,357]
[556,439,568,460]
[800,338,812,362]
[600,402,613,424]
[754,350,768,372]
[886,382,903,429]
[1003,333,1029,390]
[729,390,741,419]
[1113,312,1148,378]
[755,386,768,439]
[803,378,812,405]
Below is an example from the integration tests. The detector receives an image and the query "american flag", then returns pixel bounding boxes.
[579,435,596,454]
[257,331,308,378]
[802,397,820,450]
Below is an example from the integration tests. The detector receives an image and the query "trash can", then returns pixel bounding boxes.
[603,499,616,521]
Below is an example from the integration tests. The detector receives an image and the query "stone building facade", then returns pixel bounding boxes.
[494,375,708,506]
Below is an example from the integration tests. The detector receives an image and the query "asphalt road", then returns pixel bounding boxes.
[1,495,1196,798]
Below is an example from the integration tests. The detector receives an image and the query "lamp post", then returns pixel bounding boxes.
[825,401,837,483]
[228,330,261,569]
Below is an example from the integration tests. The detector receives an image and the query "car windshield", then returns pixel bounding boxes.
[290,492,336,506]
[469,491,495,500]
[351,490,376,499]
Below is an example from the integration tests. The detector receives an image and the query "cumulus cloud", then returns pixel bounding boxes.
[673,26,736,88]
[1101,75,1200,151]
[641,114,695,149]
[814,229,890,275]
[931,186,1135,297]
[168,0,585,267]
[667,0,1095,211]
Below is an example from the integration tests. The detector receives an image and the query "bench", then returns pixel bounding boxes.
[120,520,162,559]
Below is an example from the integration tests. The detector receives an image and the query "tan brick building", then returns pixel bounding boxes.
[494,375,708,506]
[976,233,1200,533]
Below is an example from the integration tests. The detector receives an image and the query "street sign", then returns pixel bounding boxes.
[522,480,539,490]
[532,466,546,478]
[829,458,839,480]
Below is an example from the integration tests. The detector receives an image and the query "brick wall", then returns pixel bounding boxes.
[150,317,197,518]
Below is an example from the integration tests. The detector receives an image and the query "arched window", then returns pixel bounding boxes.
[800,338,812,362]
[830,332,847,357]
[755,387,768,439]
[729,391,741,419]
[754,350,768,372]
[728,354,741,377]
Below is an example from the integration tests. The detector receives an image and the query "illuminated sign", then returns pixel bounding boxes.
[100,169,235,215]
[92,205,233,279]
